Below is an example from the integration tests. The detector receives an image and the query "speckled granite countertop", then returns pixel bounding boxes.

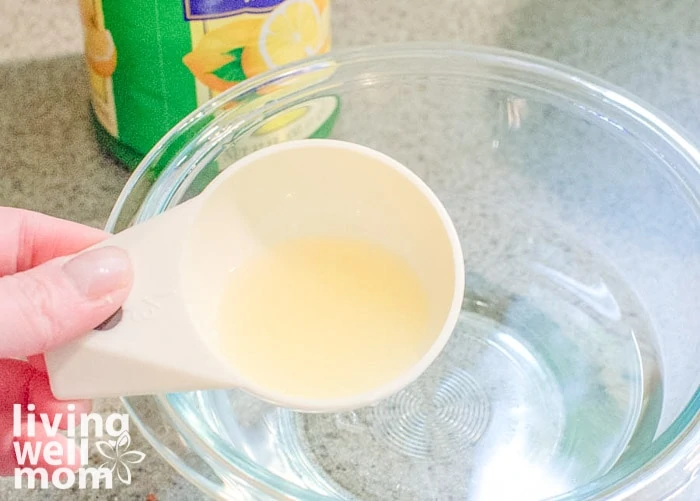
[1,0,698,499]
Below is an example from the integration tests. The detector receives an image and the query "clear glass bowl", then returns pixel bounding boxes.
[108,45,700,500]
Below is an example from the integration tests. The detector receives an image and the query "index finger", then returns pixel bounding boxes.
[0,207,107,275]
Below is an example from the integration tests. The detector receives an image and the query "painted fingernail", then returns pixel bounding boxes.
[95,308,123,331]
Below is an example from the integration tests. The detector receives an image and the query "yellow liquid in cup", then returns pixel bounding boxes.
[218,237,433,401]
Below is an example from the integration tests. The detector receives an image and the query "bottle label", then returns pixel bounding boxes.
[185,0,331,105]
[184,0,286,20]
[80,0,118,136]
[80,0,334,168]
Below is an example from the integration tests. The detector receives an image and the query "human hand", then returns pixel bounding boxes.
[0,208,132,475]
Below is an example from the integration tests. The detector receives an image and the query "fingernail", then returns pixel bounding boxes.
[63,246,132,300]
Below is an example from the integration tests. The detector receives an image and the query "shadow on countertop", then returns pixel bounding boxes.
[0,55,130,228]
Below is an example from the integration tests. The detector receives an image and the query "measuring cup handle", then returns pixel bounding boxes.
[45,200,238,399]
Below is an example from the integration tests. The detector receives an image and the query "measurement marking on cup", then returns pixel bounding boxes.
[130,297,163,321]
[95,291,176,331]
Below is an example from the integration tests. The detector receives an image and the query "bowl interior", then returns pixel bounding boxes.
[114,46,700,500]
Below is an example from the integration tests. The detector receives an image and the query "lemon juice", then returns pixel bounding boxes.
[217,237,433,400]
[183,239,659,500]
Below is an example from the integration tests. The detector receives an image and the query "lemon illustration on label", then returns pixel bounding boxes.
[241,0,326,77]
[80,0,117,78]
[85,28,117,77]
[81,0,118,137]
[183,17,265,93]
[183,0,330,96]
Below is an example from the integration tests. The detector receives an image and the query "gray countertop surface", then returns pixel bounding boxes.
[0,0,698,499]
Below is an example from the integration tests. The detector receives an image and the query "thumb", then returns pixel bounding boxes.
[0,246,132,358]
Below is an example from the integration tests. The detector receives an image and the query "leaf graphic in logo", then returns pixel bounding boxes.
[95,440,116,462]
[95,431,145,485]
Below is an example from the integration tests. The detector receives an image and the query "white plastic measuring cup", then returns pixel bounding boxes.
[45,139,465,412]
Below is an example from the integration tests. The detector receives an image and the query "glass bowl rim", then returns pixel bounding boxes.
[111,43,700,500]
